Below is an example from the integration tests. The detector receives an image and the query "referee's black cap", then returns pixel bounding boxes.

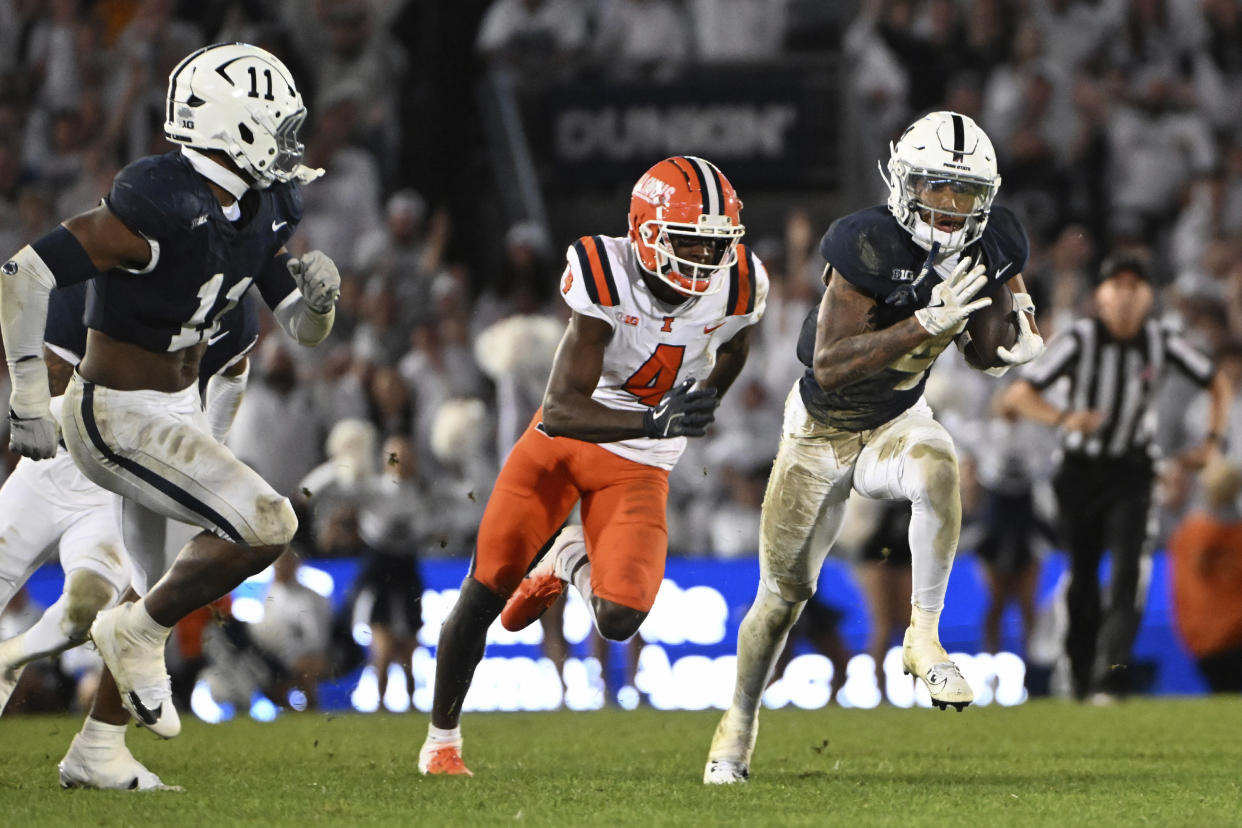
[1096,252,1154,286]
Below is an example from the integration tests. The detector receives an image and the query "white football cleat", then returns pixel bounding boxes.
[0,636,27,716]
[902,627,973,711]
[704,759,750,785]
[704,706,758,784]
[58,733,182,791]
[89,605,180,738]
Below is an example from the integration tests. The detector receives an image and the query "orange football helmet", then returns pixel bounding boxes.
[627,156,744,296]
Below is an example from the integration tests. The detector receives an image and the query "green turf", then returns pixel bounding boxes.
[2,699,1240,826]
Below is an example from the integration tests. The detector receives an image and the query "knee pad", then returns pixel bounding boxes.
[251,495,298,547]
[751,581,806,630]
[61,571,117,642]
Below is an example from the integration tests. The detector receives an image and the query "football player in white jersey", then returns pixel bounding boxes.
[703,112,1046,784]
[419,156,768,775]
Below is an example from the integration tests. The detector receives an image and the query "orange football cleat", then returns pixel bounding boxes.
[500,571,565,632]
[419,745,473,777]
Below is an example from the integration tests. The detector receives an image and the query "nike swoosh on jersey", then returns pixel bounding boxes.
[272,220,287,232]
[993,261,1013,281]
[703,322,726,334]
[207,330,228,346]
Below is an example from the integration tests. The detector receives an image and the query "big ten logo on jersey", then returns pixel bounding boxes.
[615,311,639,326]
[632,172,675,206]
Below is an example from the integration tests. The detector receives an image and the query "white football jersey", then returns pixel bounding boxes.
[558,234,768,469]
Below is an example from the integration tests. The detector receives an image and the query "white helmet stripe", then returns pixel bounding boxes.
[687,156,721,215]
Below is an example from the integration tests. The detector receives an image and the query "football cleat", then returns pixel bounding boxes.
[418,744,473,777]
[703,759,750,785]
[0,636,26,716]
[704,706,758,784]
[901,627,973,712]
[500,526,585,632]
[89,605,180,738]
[58,733,182,791]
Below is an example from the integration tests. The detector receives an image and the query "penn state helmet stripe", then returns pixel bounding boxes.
[951,113,965,162]
[165,42,227,125]
[78,381,245,543]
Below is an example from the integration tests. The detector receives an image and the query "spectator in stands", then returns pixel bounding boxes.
[594,0,690,81]
[250,549,332,709]
[299,418,379,549]
[688,0,789,63]
[1168,457,1242,692]
[355,435,428,710]
[355,190,451,329]
[475,0,589,81]
[230,337,324,497]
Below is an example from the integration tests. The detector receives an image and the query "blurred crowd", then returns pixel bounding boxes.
[4,0,1242,708]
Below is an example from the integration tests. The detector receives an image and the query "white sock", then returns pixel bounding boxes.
[78,717,127,751]
[12,598,72,663]
[127,600,172,647]
[909,604,942,643]
[426,724,461,747]
[551,537,588,584]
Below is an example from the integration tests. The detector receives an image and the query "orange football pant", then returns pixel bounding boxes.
[472,417,670,613]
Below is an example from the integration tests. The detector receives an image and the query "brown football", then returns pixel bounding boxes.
[963,283,1019,369]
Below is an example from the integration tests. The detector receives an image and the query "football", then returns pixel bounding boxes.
[962,283,1019,369]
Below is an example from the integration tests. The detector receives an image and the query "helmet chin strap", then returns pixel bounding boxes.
[909,214,969,256]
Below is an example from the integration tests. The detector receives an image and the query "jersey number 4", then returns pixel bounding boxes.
[622,344,685,406]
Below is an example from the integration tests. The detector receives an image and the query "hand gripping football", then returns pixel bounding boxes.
[962,283,1019,369]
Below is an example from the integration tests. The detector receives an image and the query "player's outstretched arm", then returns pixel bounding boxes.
[269,249,340,346]
[1,208,147,458]
[811,265,948,393]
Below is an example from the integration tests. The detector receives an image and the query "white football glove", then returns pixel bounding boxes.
[996,293,1045,366]
[287,250,340,314]
[6,357,60,460]
[914,257,992,337]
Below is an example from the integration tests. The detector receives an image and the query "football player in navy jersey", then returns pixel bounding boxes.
[0,43,339,741]
[0,284,257,790]
[704,112,1047,784]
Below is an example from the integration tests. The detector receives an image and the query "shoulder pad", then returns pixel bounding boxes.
[567,235,621,308]
[105,153,211,239]
[270,180,305,230]
[977,204,1029,281]
[726,245,769,320]
[820,207,927,299]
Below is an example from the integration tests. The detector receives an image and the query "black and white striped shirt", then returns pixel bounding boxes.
[1020,317,1215,462]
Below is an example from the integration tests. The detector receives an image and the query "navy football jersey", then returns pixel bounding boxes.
[797,205,1028,431]
[70,151,300,353]
[44,280,260,395]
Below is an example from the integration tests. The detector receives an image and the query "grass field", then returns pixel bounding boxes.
[2,699,1241,827]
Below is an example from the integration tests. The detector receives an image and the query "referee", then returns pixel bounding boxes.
[998,253,1231,701]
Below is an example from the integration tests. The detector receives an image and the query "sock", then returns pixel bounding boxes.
[551,537,588,584]
[78,716,127,751]
[426,724,461,747]
[127,600,172,647]
[909,604,942,643]
[12,597,72,663]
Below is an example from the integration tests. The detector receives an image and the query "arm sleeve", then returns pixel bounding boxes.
[272,292,334,346]
[205,360,250,442]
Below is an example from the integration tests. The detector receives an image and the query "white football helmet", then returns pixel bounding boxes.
[882,111,1001,255]
[164,43,321,189]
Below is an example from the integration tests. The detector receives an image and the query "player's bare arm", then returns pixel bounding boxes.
[703,326,752,397]
[541,312,649,441]
[811,266,932,392]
